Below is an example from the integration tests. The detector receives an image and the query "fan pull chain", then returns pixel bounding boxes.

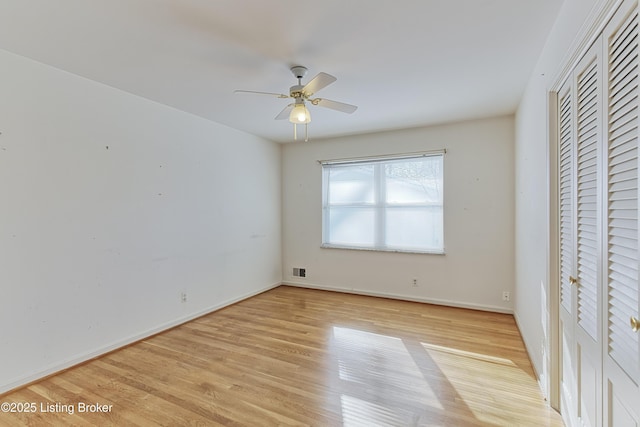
[292,124,309,142]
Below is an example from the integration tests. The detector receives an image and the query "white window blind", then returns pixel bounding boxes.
[607,7,638,379]
[321,153,444,254]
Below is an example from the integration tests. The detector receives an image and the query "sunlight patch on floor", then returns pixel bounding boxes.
[332,326,443,412]
[424,342,542,425]
[421,342,517,367]
[340,394,415,427]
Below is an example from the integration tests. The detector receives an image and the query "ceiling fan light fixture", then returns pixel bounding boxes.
[235,65,356,142]
[289,102,311,124]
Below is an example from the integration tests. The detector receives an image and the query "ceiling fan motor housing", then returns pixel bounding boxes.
[290,84,305,98]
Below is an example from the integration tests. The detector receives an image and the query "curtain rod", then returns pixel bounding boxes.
[317,149,446,165]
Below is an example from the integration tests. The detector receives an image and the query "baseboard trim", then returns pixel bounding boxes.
[0,282,281,396]
[283,281,513,314]
[513,311,547,399]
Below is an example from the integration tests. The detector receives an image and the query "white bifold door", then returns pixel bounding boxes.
[558,0,639,426]
[603,1,639,425]
[558,36,604,427]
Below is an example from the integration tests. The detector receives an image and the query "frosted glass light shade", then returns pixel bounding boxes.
[289,103,311,124]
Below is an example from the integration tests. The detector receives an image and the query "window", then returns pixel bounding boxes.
[321,152,444,254]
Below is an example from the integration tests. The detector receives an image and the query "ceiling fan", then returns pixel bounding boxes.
[235,66,357,141]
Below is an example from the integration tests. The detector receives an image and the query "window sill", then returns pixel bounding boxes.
[320,244,445,255]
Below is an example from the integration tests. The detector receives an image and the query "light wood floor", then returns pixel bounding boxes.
[1,286,563,426]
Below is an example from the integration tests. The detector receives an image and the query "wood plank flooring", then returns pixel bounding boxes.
[0,286,564,426]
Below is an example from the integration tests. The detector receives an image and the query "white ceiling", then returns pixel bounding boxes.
[0,0,563,143]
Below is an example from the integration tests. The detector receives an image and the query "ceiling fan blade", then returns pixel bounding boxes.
[275,104,294,120]
[302,72,337,96]
[314,98,358,114]
[234,90,289,98]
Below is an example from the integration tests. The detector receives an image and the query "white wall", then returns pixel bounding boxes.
[0,49,282,393]
[282,116,515,312]
[514,0,604,397]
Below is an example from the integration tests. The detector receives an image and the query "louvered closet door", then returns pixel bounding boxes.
[558,79,579,425]
[575,39,604,427]
[603,1,640,425]
[558,40,605,427]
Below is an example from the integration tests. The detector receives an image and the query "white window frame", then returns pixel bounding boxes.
[320,151,445,254]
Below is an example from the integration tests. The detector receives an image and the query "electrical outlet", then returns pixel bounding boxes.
[181,292,187,303]
[412,278,418,287]
[502,291,510,302]
[299,268,306,278]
